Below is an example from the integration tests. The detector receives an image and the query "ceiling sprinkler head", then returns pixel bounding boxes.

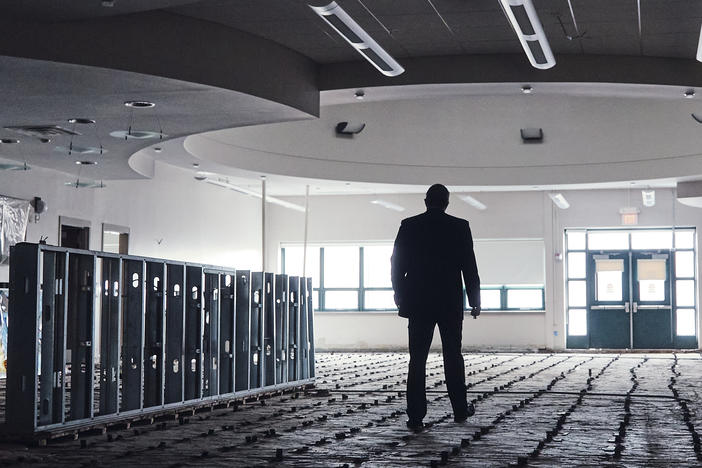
[684,89,695,99]
[521,84,533,94]
[355,89,365,100]
[192,162,200,168]
[153,147,162,153]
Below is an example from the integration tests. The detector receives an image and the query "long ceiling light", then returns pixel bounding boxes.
[499,0,555,69]
[370,199,405,212]
[458,194,487,210]
[204,178,306,212]
[548,193,570,209]
[310,2,404,77]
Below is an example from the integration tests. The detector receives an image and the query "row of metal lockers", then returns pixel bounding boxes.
[7,243,315,435]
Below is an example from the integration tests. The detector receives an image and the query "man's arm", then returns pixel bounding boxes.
[460,221,481,312]
[391,222,408,307]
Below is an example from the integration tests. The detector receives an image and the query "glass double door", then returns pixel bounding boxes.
[587,250,673,349]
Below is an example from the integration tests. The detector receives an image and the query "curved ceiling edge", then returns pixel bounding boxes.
[319,54,702,91]
[0,11,319,117]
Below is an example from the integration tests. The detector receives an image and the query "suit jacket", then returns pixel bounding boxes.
[391,208,480,320]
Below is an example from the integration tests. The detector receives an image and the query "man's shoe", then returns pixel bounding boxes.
[454,403,475,423]
[406,419,424,431]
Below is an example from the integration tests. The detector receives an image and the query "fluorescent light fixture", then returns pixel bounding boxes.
[499,0,555,69]
[310,2,404,77]
[549,193,570,209]
[204,178,306,212]
[641,189,655,207]
[370,199,405,212]
[458,195,487,210]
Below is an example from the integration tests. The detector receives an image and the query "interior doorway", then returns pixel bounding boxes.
[566,228,698,349]
[59,216,91,250]
[102,223,129,254]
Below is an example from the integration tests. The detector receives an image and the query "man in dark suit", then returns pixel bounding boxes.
[391,184,481,431]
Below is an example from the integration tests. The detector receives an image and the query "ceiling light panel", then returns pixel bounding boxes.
[458,195,487,210]
[370,199,405,212]
[499,0,555,70]
[548,193,570,209]
[310,2,404,77]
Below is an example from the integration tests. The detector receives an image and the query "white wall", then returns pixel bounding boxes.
[0,162,263,282]
[268,189,702,351]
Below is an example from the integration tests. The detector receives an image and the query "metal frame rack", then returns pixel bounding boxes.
[6,243,315,438]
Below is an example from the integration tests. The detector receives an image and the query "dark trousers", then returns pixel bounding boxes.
[407,313,467,421]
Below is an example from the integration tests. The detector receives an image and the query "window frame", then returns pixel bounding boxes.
[282,243,545,313]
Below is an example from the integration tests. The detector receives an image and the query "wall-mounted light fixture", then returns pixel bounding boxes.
[549,192,570,209]
[458,194,487,210]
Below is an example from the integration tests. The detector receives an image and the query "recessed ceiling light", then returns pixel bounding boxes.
[75,160,98,165]
[355,89,365,100]
[0,138,20,144]
[153,147,162,153]
[124,100,155,108]
[192,163,200,168]
[684,89,696,98]
[55,145,106,155]
[68,118,96,124]
[521,84,533,94]
[109,130,165,140]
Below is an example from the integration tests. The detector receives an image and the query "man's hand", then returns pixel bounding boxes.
[470,306,481,319]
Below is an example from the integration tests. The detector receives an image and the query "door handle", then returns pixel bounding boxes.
[625,302,630,313]
[632,302,637,314]
[636,305,672,310]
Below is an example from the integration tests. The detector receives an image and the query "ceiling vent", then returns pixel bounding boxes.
[310,2,404,77]
[520,127,543,142]
[499,0,555,69]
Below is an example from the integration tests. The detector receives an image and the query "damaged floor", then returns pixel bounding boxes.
[1,352,702,467]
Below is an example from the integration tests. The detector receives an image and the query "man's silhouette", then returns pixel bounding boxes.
[391,184,481,431]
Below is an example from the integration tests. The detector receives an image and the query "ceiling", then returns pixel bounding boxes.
[2,1,702,66]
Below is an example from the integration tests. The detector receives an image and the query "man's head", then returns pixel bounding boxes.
[425,184,449,211]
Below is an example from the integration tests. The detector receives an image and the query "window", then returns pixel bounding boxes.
[282,243,545,312]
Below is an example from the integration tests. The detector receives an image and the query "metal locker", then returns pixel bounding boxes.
[263,273,275,387]
[274,274,288,384]
[39,250,68,425]
[203,272,220,397]
[250,272,264,389]
[219,272,235,395]
[306,277,315,379]
[66,253,95,421]
[164,264,184,404]
[299,279,309,380]
[235,271,250,391]
[98,256,120,416]
[184,266,203,401]
[122,259,144,411]
[144,262,165,408]
[287,276,300,382]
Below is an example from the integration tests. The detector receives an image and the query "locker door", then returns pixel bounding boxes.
[274,274,288,384]
[184,266,203,400]
[121,259,144,411]
[98,257,120,416]
[306,277,316,379]
[263,273,275,387]
[219,273,235,395]
[144,262,165,408]
[287,276,300,382]
[165,264,184,404]
[299,279,309,380]
[250,272,263,389]
[235,271,250,391]
[203,272,220,397]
